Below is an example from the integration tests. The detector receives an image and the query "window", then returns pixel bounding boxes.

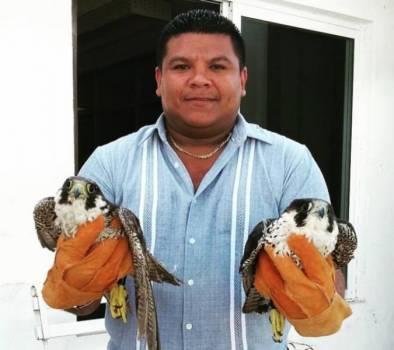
[241,17,354,223]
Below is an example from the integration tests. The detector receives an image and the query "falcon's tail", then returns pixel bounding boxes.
[242,286,271,314]
[134,270,161,350]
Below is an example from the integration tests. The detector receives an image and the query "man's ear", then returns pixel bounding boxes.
[155,67,162,97]
[240,67,248,97]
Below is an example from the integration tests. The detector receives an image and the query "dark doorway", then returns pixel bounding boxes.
[75,0,220,171]
[241,17,354,220]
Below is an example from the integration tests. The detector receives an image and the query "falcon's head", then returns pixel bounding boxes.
[54,176,111,236]
[282,198,339,256]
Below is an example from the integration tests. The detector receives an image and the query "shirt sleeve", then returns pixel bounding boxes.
[78,147,115,203]
[279,144,330,213]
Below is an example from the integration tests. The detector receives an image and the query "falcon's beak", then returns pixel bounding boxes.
[73,188,81,199]
[70,183,87,200]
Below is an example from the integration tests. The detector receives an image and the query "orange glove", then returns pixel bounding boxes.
[42,215,133,309]
[254,235,352,337]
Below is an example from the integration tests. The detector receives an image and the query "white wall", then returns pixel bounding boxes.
[0,1,106,349]
[0,0,393,349]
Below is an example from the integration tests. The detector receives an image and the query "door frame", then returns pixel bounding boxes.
[220,0,372,302]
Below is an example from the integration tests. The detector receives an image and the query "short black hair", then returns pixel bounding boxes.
[156,9,245,69]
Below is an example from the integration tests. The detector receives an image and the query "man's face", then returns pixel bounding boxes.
[155,33,247,137]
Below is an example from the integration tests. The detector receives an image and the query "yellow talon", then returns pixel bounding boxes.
[109,283,129,323]
[269,308,285,343]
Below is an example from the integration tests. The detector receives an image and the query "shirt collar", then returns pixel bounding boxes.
[234,113,273,145]
[137,113,167,146]
[138,112,273,145]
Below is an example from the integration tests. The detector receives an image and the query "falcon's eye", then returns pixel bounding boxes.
[301,201,313,212]
[327,205,335,217]
[65,179,73,190]
[86,183,98,194]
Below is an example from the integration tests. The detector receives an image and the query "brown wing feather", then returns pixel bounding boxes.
[118,207,160,350]
[240,220,273,314]
[33,197,61,251]
[147,252,181,286]
[332,219,357,268]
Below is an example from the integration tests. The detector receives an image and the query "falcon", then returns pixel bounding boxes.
[240,198,357,339]
[34,176,181,350]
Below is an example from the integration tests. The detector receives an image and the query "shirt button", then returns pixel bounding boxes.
[185,323,193,330]
[174,162,180,169]
[189,238,196,245]
[188,279,194,286]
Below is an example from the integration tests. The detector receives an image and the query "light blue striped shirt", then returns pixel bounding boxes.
[79,114,329,350]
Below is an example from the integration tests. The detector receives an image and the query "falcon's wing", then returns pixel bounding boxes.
[33,197,61,251]
[240,219,274,313]
[332,219,358,268]
[146,251,181,286]
[118,207,159,350]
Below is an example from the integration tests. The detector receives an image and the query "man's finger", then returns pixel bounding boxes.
[255,251,306,319]
[256,251,285,292]
[287,235,333,285]
[264,246,309,284]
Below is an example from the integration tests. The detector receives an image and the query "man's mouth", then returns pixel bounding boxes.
[184,96,218,101]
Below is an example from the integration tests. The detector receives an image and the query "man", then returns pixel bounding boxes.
[76,9,348,350]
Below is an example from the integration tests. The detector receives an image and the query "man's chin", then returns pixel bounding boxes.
[164,109,237,134]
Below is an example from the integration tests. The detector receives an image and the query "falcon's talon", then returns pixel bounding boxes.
[269,308,285,343]
[110,283,129,323]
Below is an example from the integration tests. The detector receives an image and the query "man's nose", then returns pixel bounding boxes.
[189,68,211,87]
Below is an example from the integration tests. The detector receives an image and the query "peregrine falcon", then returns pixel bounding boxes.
[34,176,181,350]
[240,198,357,339]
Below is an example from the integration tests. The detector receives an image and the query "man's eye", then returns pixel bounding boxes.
[210,64,226,70]
[173,64,189,70]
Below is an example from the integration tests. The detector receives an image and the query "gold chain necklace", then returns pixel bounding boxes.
[169,132,232,159]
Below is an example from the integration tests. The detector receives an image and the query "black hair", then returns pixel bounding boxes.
[156,9,245,69]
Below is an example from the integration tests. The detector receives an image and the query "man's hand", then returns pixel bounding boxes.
[254,235,352,336]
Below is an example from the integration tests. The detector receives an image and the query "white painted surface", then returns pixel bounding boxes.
[0,0,393,349]
[0,1,108,349]
[0,0,74,285]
